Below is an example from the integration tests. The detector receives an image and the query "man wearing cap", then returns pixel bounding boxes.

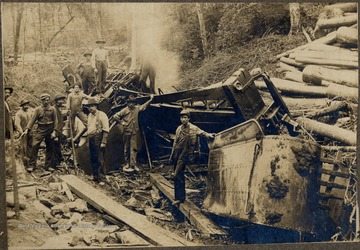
[53,94,67,168]
[66,83,90,133]
[78,52,96,95]
[113,94,154,172]
[92,39,110,93]
[4,86,14,139]
[169,109,214,205]
[14,99,34,162]
[23,93,59,172]
[73,98,109,182]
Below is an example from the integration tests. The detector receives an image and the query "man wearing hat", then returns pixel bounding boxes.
[4,85,14,139]
[113,94,154,173]
[73,98,109,182]
[14,99,34,162]
[66,83,90,133]
[78,52,96,95]
[169,109,214,206]
[23,93,59,172]
[91,39,110,93]
[53,94,67,168]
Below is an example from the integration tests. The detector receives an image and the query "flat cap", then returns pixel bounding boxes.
[40,93,51,100]
[54,94,66,101]
[20,99,30,106]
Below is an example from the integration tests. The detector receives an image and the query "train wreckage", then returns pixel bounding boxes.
[62,66,352,240]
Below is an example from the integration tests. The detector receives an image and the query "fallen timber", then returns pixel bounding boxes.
[60,175,197,246]
[63,66,351,240]
[149,173,226,236]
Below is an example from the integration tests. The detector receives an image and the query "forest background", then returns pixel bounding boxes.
[2,2,326,109]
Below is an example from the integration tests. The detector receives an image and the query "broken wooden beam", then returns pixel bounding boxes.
[60,175,196,247]
[296,117,356,145]
[61,182,75,202]
[149,173,226,236]
[306,101,348,119]
[302,65,358,87]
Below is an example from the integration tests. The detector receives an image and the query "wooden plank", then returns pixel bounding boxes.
[319,168,350,179]
[149,173,226,236]
[318,180,347,190]
[61,182,75,201]
[60,175,196,247]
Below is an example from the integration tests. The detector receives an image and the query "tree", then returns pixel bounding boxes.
[289,3,301,35]
[195,3,210,58]
[13,3,25,65]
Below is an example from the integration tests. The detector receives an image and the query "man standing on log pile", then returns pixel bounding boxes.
[113,94,154,173]
[53,94,67,169]
[78,52,96,95]
[73,98,109,182]
[169,109,214,206]
[23,93,59,172]
[14,99,34,166]
[66,83,90,133]
[92,39,110,94]
[4,85,14,140]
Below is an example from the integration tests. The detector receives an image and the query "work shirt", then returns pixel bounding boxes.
[66,91,87,113]
[87,110,109,135]
[115,104,147,135]
[91,48,110,68]
[14,108,34,133]
[26,105,58,131]
[54,105,64,135]
[171,122,210,162]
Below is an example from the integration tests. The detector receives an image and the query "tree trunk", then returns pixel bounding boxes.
[295,57,358,69]
[292,50,358,62]
[284,71,304,83]
[38,3,44,52]
[289,3,301,35]
[45,16,75,50]
[13,3,25,65]
[195,3,210,58]
[97,3,103,38]
[316,15,357,30]
[306,101,348,119]
[296,117,356,145]
[324,3,357,13]
[302,65,358,87]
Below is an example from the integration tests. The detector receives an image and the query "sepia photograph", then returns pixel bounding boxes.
[1,2,359,249]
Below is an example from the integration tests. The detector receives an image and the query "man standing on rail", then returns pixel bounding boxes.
[169,109,214,205]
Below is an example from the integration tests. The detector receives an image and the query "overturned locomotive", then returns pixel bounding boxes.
[63,66,349,240]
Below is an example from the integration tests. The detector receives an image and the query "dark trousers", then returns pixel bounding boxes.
[174,158,187,202]
[88,133,104,177]
[53,135,64,167]
[70,110,88,133]
[123,132,138,167]
[96,61,107,92]
[29,125,54,169]
[139,66,156,94]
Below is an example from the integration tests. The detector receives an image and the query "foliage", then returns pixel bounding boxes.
[301,3,328,28]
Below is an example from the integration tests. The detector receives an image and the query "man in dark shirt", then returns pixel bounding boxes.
[23,93,59,172]
[113,94,153,173]
[53,94,67,169]
[78,52,96,95]
[170,109,214,205]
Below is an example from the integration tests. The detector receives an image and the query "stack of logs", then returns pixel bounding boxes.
[263,3,358,147]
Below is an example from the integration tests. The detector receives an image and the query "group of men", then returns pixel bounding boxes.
[4,38,213,205]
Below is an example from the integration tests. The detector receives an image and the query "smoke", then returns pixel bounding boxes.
[128,3,181,92]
